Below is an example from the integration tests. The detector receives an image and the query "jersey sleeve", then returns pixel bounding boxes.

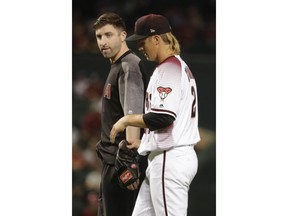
[118,61,145,115]
[150,58,182,118]
[143,112,175,131]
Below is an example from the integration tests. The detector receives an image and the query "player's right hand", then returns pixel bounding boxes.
[126,139,141,150]
[110,117,127,143]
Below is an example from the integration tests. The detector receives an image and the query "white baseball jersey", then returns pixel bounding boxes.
[138,55,200,155]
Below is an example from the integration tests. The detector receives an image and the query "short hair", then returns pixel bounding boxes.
[93,12,126,31]
[160,32,181,55]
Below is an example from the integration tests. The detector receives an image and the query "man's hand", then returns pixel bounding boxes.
[110,116,127,143]
[115,140,140,190]
[126,139,141,150]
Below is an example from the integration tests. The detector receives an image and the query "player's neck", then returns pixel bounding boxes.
[110,43,129,64]
[157,49,175,64]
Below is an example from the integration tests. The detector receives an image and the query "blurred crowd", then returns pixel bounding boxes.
[72,72,103,215]
[72,1,216,215]
[73,0,216,54]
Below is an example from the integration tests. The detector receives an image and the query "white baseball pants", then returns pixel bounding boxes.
[132,145,198,216]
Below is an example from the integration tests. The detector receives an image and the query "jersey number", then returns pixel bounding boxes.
[191,86,196,118]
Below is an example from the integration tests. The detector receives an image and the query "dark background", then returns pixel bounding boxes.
[72,0,216,215]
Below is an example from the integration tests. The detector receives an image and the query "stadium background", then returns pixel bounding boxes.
[72,0,216,215]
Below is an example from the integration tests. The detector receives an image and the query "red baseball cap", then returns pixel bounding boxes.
[126,14,172,41]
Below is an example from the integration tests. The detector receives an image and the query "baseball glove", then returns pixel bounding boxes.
[115,140,140,189]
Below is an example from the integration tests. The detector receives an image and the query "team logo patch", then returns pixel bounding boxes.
[157,87,172,108]
[120,170,133,183]
[157,87,172,100]
[104,83,111,99]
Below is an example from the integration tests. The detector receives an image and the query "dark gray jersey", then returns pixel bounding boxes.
[97,50,148,164]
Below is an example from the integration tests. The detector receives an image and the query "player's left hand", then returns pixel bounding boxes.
[126,177,140,190]
[123,140,141,190]
[110,117,127,143]
[115,140,140,190]
[126,139,141,150]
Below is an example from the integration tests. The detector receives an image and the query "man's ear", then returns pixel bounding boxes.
[120,31,127,42]
[153,35,161,45]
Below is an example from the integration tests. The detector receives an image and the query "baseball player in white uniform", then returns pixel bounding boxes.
[110,14,200,216]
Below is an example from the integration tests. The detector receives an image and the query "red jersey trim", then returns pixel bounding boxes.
[158,55,181,68]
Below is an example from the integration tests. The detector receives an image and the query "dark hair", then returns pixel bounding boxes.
[93,12,126,31]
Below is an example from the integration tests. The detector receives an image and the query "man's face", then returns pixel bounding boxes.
[95,24,123,61]
[137,36,157,61]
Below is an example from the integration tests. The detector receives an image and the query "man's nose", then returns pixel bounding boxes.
[99,38,108,46]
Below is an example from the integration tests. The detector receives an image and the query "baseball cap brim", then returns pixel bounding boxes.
[126,34,147,41]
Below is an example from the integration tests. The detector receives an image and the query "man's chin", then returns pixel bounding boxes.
[102,52,111,58]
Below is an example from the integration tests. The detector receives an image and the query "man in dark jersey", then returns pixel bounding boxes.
[93,12,148,216]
